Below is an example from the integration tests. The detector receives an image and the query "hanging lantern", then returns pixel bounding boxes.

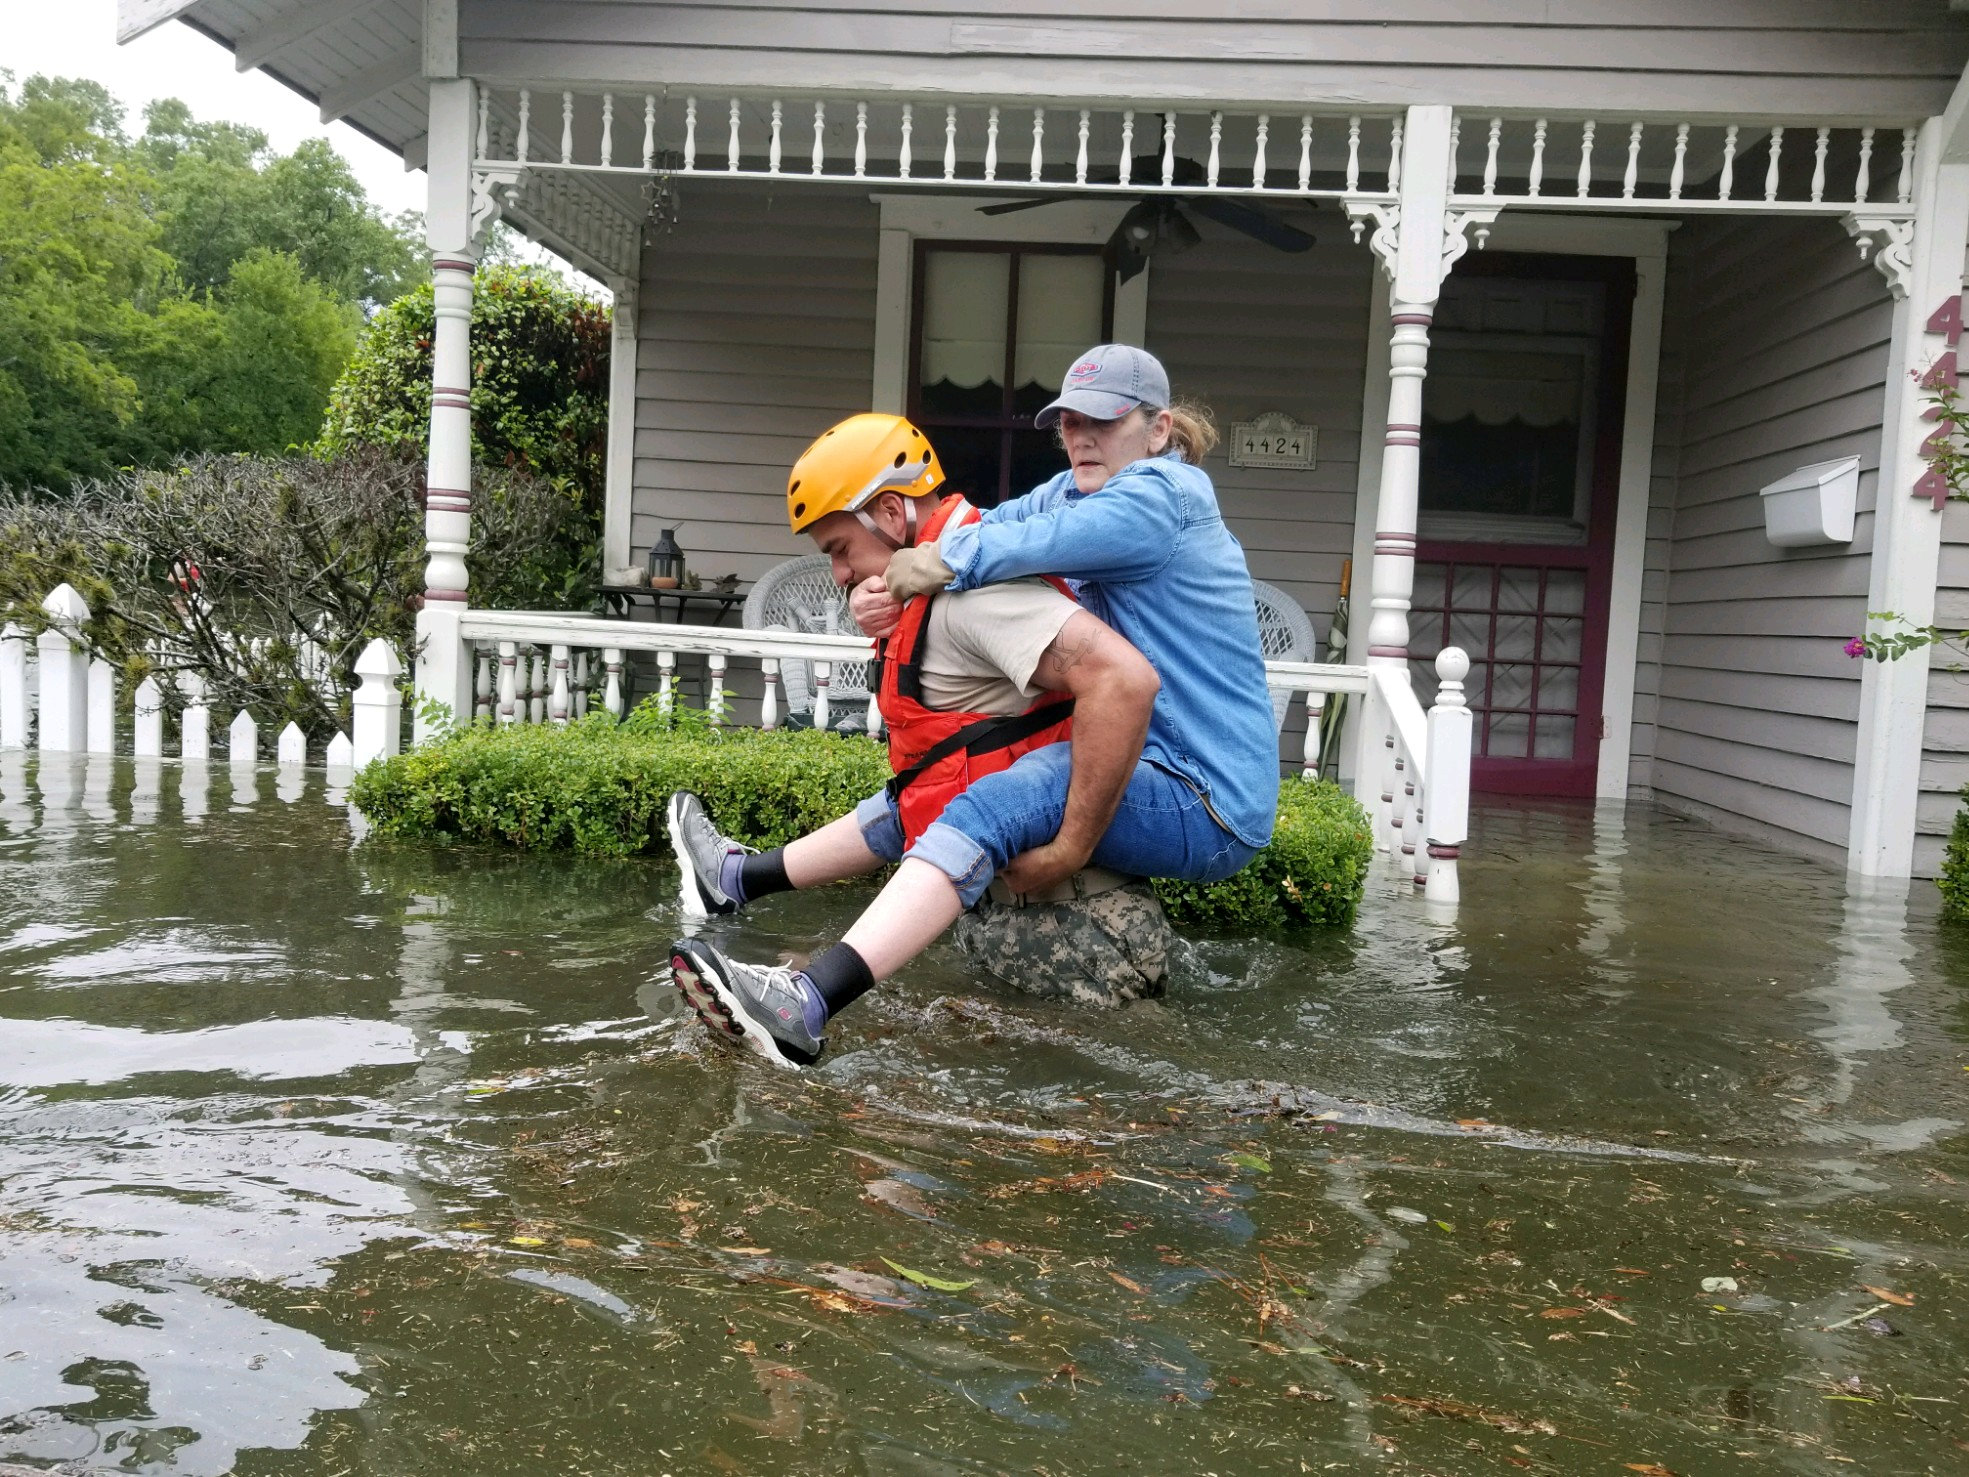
[647,528,686,589]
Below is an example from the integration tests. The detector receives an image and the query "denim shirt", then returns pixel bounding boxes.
[937,457,1279,850]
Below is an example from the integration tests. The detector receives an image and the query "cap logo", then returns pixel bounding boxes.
[1068,360,1103,381]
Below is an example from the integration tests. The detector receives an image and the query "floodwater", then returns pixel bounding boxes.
[2,755,1968,1477]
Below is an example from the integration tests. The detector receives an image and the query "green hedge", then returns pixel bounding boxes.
[349,713,1372,929]
[1941,801,1969,921]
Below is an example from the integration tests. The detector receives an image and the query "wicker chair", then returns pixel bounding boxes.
[1251,579,1317,733]
[741,555,875,728]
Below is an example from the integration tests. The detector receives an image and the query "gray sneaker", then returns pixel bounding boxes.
[666,791,749,919]
[669,939,824,1069]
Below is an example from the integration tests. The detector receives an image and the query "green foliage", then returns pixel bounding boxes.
[318,263,612,608]
[350,720,1374,930]
[1940,800,1969,921]
[350,714,891,859]
[1152,779,1374,930]
[0,76,420,489]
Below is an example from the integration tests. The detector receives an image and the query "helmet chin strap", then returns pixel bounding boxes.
[852,494,921,550]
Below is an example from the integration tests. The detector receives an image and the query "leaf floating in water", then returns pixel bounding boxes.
[1227,1152,1272,1173]
[1108,1270,1148,1295]
[720,1246,771,1256]
[1386,1207,1428,1224]
[1861,1284,1913,1307]
[1624,1465,1677,1476]
[1539,1307,1587,1319]
[880,1257,975,1293]
[509,1236,547,1247]
[1434,1220,1455,1233]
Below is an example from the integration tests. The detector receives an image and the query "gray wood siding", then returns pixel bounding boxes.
[460,1,1969,119]
[1642,216,1894,858]
[1919,496,1969,877]
[631,186,880,583]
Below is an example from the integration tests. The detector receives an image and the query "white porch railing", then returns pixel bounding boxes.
[450,611,1473,903]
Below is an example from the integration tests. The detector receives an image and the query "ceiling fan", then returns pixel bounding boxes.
[976,157,1316,282]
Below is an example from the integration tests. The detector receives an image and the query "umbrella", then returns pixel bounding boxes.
[1315,559,1351,780]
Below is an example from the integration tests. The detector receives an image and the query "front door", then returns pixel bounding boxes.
[1407,254,1633,798]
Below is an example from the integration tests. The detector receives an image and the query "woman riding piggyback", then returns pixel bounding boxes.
[876,343,1279,861]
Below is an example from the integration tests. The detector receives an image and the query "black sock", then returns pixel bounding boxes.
[802,941,876,1016]
[737,848,794,902]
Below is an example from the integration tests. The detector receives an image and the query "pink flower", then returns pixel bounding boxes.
[1844,637,1867,658]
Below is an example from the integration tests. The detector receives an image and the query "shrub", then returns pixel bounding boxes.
[349,715,1374,930]
[1940,799,1969,921]
[1151,778,1373,931]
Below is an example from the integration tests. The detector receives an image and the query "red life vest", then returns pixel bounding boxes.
[877,494,1076,847]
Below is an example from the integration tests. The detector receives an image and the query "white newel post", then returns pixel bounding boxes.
[0,623,26,749]
[37,584,90,754]
[353,639,405,767]
[1847,115,1969,876]
[1347,105,1462,822]
[1424,649,1473,904]
[87,659,116,755]
[133,676,164,758]
[414,77,480,744]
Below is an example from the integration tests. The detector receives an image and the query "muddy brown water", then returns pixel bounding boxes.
[2,753,1967,1476]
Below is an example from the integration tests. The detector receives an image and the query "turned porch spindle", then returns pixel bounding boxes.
[707,653,728,724]
[770,100,783,174]
[529,650,548,725]
[600,95,612,165]
[761,658,781,730]
[641,95,655,171]
[684,97,698,170]
[1162,112,1176,186]
[1622,122,1642,199]
[813,661,833,732]
[1076,109,1090,185]
[727,98,742,172]
[1528,118,1547,196]
[1898,127,1917,204]
[1482,117,1501,197]
[1856,125,1876,204]
[1575,118,1595,198]
[497,641,519,723]
[1297,115,1312,192]
[1345,115,1361,193]
[1207,111,1223,188]
[1669,123,1689,200]
[549,644,571,725]
[855,102,869,178]
[1811,125,1829,203]
[1119,111,1135,186]
[573,651,590,718]
[603,648,624,718]
[1387,115,1403,192]
[516,89,530,163]
[900,103,913,179]
[810,101,824,175]
[1252,113,1268,190]
[1301,694,1324,779]
[1719,124,1738,200]
[656,650,675,715]
[475,651,493,720]
[1447,115,1459,190]
[1030,107,1046,183]
[1764,126,1784,202]
[986,106,1000,181]
[944,105,957,180]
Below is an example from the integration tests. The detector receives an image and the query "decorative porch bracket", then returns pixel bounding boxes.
[1842,213,1917,298]
[469,165,527,247]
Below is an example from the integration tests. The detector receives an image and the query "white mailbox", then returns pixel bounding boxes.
[1759,456,1860,547]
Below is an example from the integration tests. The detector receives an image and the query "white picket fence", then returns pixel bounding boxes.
[0,583,405,771]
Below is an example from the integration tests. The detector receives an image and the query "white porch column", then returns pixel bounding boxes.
[602,280,639,572]
[1848,115,1969,877]
[1347,105,1460,797]
[414,75,478,744]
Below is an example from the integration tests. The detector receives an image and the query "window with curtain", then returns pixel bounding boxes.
[910,243,1111,507]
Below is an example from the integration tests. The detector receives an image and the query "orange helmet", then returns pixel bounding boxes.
[786,413,942,535]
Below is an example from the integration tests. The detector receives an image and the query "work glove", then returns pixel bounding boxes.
[883,543,957,603]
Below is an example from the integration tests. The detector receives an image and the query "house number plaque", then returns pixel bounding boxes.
[1228,412,1317,470]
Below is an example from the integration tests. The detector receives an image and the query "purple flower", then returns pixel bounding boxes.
[1844,637,1868,658]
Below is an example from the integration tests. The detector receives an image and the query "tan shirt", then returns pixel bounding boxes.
[918,578,1078,715]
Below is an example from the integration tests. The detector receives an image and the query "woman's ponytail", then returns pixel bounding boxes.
[1160,399,1220,465]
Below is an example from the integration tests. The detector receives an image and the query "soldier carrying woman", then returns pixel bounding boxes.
[667,344,1279,1068]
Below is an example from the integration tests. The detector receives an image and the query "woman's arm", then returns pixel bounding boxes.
[938,467,1186,590]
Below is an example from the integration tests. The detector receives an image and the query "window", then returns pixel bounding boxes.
[909,243,1111,507]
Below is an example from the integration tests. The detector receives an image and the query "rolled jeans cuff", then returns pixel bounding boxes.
[904,820,997,909]
[854,789,907,863]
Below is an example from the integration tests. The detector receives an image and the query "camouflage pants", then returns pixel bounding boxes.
[947,879,1172,1008]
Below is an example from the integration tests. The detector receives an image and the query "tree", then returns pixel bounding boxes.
[318,264,612,608]
[0,76,422,488]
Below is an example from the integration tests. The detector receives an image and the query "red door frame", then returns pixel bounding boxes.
[1413,252,1636,799]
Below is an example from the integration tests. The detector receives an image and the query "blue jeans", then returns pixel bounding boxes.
[853,740,1260,908]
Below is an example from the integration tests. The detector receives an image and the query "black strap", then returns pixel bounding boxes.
[885,700,1075,801]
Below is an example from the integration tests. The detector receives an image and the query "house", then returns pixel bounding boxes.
[120,0,1969,880]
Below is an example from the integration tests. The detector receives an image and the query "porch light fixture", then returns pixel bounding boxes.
[1759,456,1859,548]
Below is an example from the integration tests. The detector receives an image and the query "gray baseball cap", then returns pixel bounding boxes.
[1034,344,1170,428]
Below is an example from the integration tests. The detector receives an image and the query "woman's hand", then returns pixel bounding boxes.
[849,575,904,639]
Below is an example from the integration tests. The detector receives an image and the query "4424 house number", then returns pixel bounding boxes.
[1228,413,1317,471]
